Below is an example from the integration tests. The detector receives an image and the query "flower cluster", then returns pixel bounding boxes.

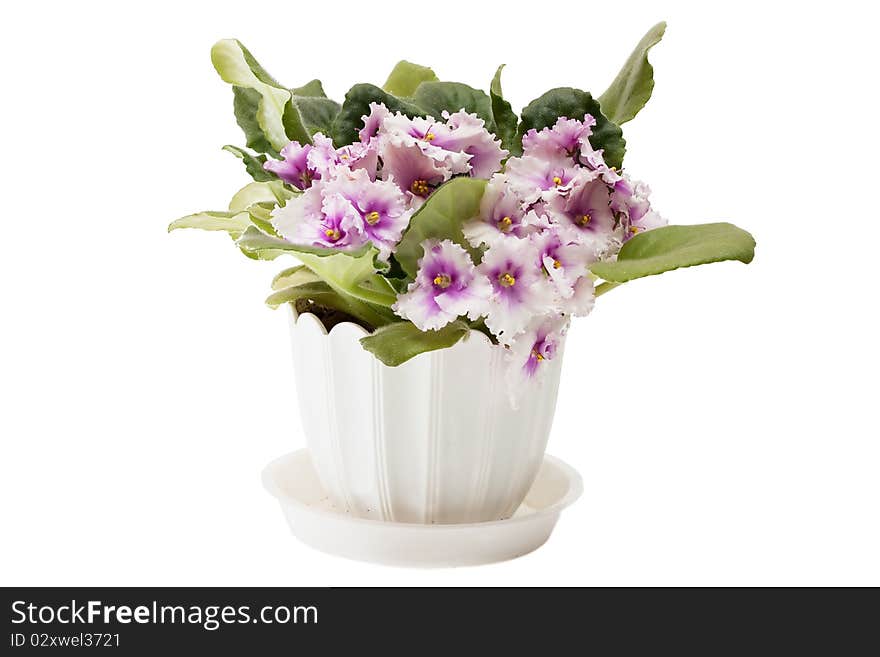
[267,104,507,260]
[266,106,665,391]
[395,114,666,387]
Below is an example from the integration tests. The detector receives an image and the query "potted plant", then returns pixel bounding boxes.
[171,22,754,528]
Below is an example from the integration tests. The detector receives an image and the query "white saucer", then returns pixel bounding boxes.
[262,449,583,568]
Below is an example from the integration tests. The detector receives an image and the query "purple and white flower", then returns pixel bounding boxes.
[335,140,379,180]
[359,102,391,142]
[436,110,508,178]
[505,154,581,204]
[520,114,619,180]
[522,116,595,161]
[380,112,472,174]
[530,230,595,299]
[545,169,617,249]
[477,236,556,342]
[506,314,569,397]
[612,175,667,240]
[611,176,648,221]
[393,239,491,331]
[303,133,381,182]
[563,274,596,317]
[379,140,452,206]
[627,209,667,238]
[377,109,506,185]
[463,175,546,247]
[305,134,341,175]
[263,141,323,190]
[321,168,413,260]
[271,184,367,251]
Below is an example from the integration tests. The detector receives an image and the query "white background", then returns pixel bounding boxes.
[1,0,878,586]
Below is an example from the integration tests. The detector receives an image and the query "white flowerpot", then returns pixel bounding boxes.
[286,307,565,524]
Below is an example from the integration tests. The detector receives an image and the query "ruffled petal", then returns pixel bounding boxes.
[563,275,595,317]
[392,286,457,331]
[504,314,569,407]
[393,239,488,330]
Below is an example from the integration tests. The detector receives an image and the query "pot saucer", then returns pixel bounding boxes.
[262,449,583,568]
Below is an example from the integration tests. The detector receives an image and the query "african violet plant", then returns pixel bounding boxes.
[171,22,755,393]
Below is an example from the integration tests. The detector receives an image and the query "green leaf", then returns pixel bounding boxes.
[168,211,250,238]
[490,65,520,155]
[232,41,281,86]
[517,87,626,169]
[394,177,487,279]
[297,249,398,308]
[232,88,277,156]
[332,83,424,146]
[379,256,411,293]
[598,22,666,125]
[291,79,328,97]
[228,180,294,213]
[266,281,342,309]
[284,95,342,144]
[237,224,365,259]
[266,281,396,328]
[211,40,291,152]
[168,179,293,242]
[294,96,341,135]
[383,61,438,97]
[244,202,280,236]
[236,226,398,307]
[360,321,471,366]
[222,145,273,181]
[413,81,495,131]
[271,265,319,290]
[228,181,296,237]
[589,223,756,283]
[280,101,311,145]
[233,224,296,261]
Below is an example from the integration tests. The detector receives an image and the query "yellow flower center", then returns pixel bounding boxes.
[410,179,430,196]
[531,349,545,362]
[424,132,436,142]
[365,211,381,225]
[433,273,451,289]
[579,213,592,226]
[324,228,341,241]
[553,259,562,269]
[552,175,563,186]
[497,215,513,232]
[340,154,350,160]
[629,226,640,234]
[499,273,516,288]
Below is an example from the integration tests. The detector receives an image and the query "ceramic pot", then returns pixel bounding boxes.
[287,307,565,524]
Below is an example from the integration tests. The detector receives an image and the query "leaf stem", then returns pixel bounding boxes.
[346,282,398,308]
[595,281,622,297]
